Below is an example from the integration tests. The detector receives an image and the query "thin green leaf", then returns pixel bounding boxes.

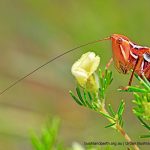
[134,73,142,81]
[76,87,86,106]
[105,123,116,128]
[99,111,115,120]
[83,90,92,109]
[134,74,150,90]
[142,74,150,88]
[119,86,148,93]
[108,104,115,117]
[133,93,141,104]
[105,70,113,88]
[92,102,98,111]
[69,91,83,106]
[117,100,125,117]
[87,91,92,102]
[99,69,104,88]
[118,115,124,127]
[138,117,150,130]
[101,88,105,100]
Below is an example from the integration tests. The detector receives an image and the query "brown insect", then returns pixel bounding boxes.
[110,34,150,85]
[0,34,149,95]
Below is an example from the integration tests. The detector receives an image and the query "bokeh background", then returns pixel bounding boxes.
[0,0,149,150]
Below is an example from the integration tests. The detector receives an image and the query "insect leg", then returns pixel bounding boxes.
[128,56,143,86]
[105,57,113,70]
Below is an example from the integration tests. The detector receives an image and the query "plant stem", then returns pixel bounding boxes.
[116,124,140,150]
[100,106,140,150]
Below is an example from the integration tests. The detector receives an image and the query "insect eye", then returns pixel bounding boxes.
[116,38,123,44]
[143,53,150,62]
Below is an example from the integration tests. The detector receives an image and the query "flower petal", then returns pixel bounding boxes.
[71,52,100,88]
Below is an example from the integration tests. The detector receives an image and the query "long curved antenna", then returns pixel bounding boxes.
[0,37,110,95]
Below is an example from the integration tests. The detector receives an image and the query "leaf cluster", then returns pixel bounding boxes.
[106,100,125,128]
[69,69,113,111]
[30,118,114,150]
[131,75,150,138]
[121,74,150,138]
[70,69,125,129]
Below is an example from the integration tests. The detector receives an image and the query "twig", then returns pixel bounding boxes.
[101,106,140,150]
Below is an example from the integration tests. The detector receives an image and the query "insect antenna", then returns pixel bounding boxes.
[0,37,110,95]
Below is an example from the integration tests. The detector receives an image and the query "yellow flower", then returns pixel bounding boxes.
[71,52,100,91]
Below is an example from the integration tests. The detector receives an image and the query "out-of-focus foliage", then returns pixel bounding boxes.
[30,117,62,150]
[30,117,114,150]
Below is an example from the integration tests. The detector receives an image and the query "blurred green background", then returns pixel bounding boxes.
[0,0,149,150]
